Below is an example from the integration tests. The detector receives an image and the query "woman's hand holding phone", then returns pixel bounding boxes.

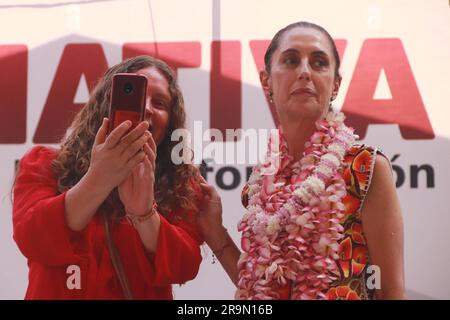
[118,129,157,218]
[65,118,151,232]
[88,118,151,194]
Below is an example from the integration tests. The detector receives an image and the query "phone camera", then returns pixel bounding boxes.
[123,82,134,95]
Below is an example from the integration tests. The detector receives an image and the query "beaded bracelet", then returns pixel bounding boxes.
[126,201,158,227]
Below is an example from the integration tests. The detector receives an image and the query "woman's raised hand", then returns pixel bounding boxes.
[118,133,157,217]
[88,118,151,193]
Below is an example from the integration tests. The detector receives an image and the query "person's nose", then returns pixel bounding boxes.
[297,59,311,81]
[144,101,154,119]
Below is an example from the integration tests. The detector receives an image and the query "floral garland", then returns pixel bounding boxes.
[236,110,358,300]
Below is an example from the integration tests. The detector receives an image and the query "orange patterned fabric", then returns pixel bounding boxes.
[326,144,378,300]
[241,144,380,300]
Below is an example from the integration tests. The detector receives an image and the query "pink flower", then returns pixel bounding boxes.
[311,132,326,144]
[241,237,251,252]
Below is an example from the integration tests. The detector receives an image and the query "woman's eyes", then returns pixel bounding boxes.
[313,59,327,67]
[283,56,328,68]
[147,96,168,109]
[153,100,167,108]
[283,56,299,65]
[152,100,166,108]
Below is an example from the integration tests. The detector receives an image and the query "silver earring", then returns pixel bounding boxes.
[269,91,274,104]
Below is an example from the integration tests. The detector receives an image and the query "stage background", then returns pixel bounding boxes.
[1,0,449,299]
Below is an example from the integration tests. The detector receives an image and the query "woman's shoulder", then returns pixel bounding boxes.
[345,144,389,162]
[344,144,391,177]
[21,145,59,163]
[18,146,60,177]
[342,144,392,214]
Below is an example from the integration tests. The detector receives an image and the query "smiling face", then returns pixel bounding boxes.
[261,27,341,122]
[136,66,171,146]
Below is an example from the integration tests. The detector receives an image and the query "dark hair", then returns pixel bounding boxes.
[264,21,341,80]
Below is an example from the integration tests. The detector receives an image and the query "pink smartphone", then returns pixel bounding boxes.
[108,73,147,133]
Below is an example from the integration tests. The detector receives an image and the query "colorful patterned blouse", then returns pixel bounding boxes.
[241,144,384,300]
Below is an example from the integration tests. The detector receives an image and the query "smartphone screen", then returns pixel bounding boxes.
[108,73,148,133]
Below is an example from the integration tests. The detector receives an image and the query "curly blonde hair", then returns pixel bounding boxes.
[52,55,200,219]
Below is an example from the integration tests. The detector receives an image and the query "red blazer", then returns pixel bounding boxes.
[13,146,204,299]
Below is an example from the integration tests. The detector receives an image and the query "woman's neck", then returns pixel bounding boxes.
[280,117,317,162]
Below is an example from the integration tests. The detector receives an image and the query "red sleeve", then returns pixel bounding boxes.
[13,146,87,266]
[134,182,205,287]
[153,214,203,285]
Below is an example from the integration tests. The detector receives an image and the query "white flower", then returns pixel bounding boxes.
[247,204,256,212]
[266,261,278,275]
[248,170,261,184]
[315,164,332,177]
[341,126,354,136]
[237,252,248,266]
[321,153,340,167]
[328,143,345,159]
[337,127,357,148]
[293,187,311,203]
[304,176,325,195]
[292,188,302,198]
[284,202,296,215]
[274,182,285,189]
[317,234,331,255]
[325,111,337,122]
[295,212,310,227]
[335,112,345,123]
[266,216,281,235]
[255,211,265,220]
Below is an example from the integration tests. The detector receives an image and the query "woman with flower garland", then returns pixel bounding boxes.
[13,56,204,299]
[198,22,405,300]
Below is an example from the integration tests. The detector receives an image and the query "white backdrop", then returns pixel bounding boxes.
[0,0,449,299]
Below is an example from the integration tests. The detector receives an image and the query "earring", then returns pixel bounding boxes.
[269,91,274,104]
